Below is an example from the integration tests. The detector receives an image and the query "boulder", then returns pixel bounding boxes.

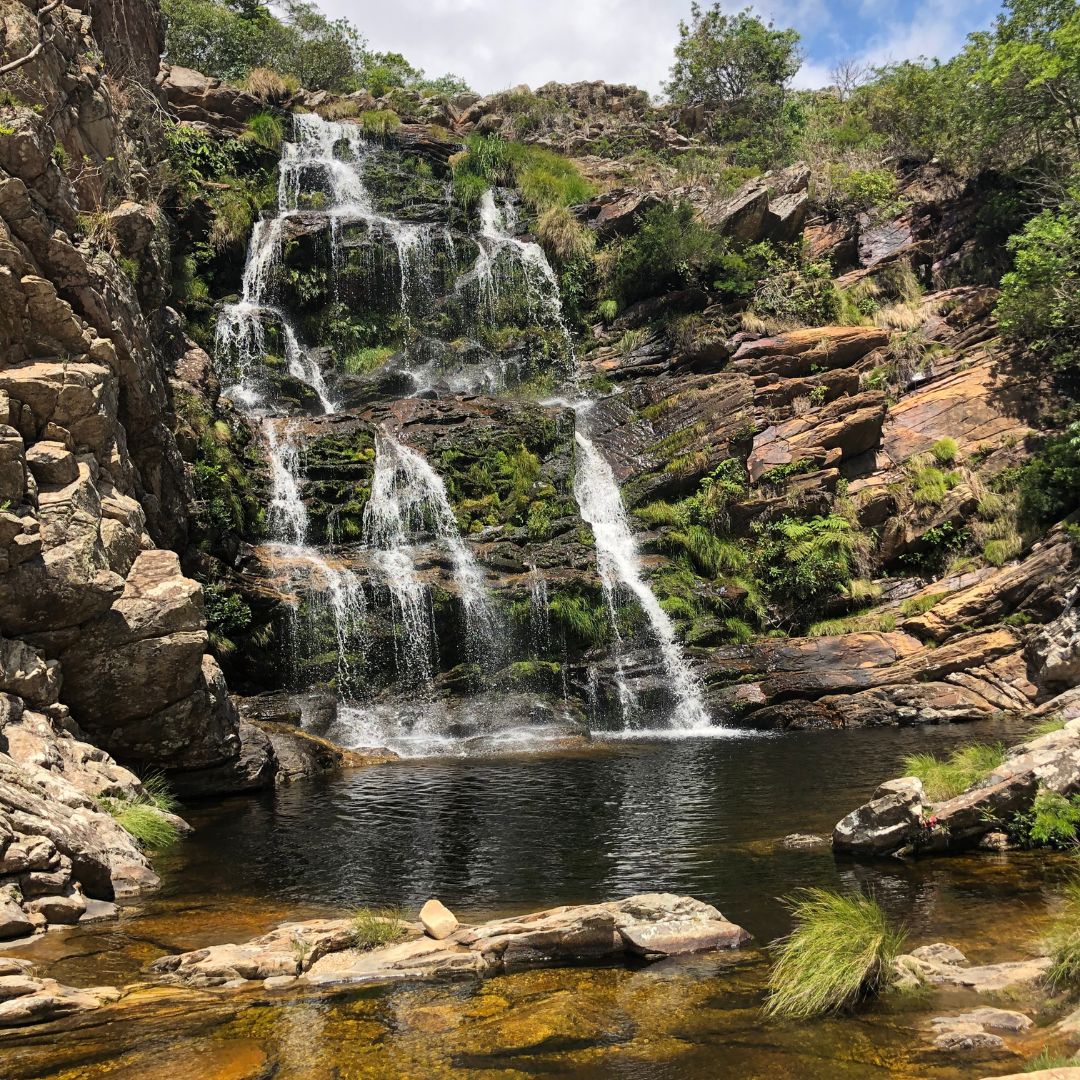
[895,943,1050,993]
[833,777,925,856]
[420,899,459,941]
[24,441,77,488]
[834,718,1080,856]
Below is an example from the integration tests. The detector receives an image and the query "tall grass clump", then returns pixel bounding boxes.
[352,906,409,950]
[765,889,906,1019]
[244,111,285,151]
[98,774,181,851]
[902,742,1007,802]
[1044,875,1080,991]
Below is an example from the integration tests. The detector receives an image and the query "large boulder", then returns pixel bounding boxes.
[833,719,1080,856]
[833,777,926,856]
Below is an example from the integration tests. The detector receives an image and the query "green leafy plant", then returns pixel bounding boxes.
[765,889,906,1019]
[243,110,285,150]
[1010,788,1080,850]
[1044,874,1080,991]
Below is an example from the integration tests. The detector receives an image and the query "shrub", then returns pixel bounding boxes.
[903,743,1007,802]
[611,200,723,305]
[765,889,906,1019]
[1011,789,1080,850]
[749,248,841,329]
[1018,423,1080,527]
[597,299,618,324]
[754,513,871,608]
[997,192,1080,374]
[352,906,409,950]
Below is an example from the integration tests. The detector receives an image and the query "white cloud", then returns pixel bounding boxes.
[315,0,998,97]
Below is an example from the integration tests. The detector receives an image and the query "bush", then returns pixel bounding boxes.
[1011,788,1080,849]
[765,889,906,1019]
[352,906,408,950]
[903,743,1007,802]
[929,438,959,466]
[611,200,723,305]
[997,192,1080,374]
[1018,423,1080,527]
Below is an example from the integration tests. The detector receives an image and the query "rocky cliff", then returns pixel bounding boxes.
[0,0,277,938]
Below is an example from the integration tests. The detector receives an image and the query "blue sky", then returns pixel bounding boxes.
[320,0,1005,96]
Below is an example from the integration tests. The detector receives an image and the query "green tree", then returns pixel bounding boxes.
[666,4,800,162]
[997,189,1080,372]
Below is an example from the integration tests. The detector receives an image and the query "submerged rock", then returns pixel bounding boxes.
[151,893,750,990]
[894,943,1050,993]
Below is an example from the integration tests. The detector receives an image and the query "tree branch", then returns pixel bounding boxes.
[0,41,43,77]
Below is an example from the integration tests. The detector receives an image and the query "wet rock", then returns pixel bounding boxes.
[420,899,459,940]
[0,894,32,940]
[779,833,829,850]
[155,894,750,989]
[895,943,1050,992]
[833,777,925,856]
[0,978,119,1028]
[835,718,1080,856]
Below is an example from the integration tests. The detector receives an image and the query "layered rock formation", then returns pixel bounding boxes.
[0,0,276,881]
[151,893,751,988]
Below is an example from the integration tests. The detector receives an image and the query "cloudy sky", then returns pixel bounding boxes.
[318,0,1004,96]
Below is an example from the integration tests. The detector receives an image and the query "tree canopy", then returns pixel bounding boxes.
[161,0,468,96]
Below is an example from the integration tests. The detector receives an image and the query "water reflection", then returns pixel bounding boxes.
[171,717,1038,944]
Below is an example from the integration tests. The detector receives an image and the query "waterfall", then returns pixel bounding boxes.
[363,432,499,677]
[528,565,551,654]
[471,189,571,338]
[573,429,711,730]
[264,420,367,698]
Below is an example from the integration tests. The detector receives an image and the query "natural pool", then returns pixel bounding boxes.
[4,717,1071,1079]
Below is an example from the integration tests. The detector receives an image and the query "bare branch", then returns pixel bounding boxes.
[0,41,43,77]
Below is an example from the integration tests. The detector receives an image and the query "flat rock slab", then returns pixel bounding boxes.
[896,943,1051,993]
[154,893,751,989]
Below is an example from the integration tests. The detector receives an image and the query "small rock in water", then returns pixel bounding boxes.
[420,899,459,940]
[779,833,828,850]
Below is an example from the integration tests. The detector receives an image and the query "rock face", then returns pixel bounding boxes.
[151,894,750,989]
[834,719,1080,856]
[0,0,272,803]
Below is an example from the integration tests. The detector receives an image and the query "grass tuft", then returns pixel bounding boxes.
[765,889,906,1020]
[352,906,409,950]
[902,743,1007,802]
[1044,875,1080,991]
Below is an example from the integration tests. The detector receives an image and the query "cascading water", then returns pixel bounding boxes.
[213,108,718,753]
[364,432,499,667]
[573,427,711,731]
[264,421,368,698]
